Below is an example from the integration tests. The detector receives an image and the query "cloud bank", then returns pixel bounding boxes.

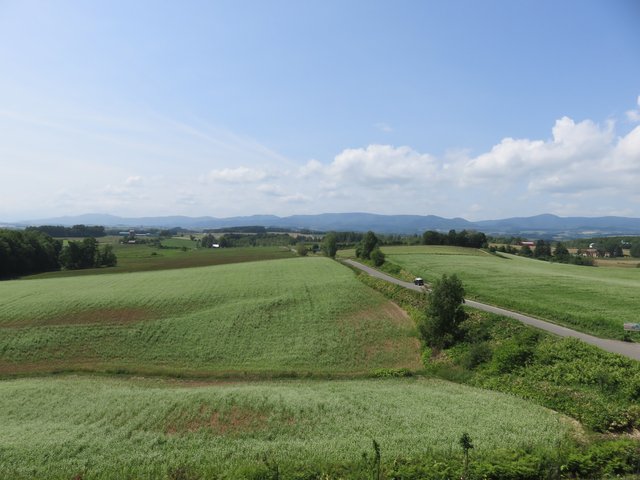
[2,102,640,221]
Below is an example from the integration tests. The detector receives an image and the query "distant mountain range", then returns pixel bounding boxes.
[4,212,640,237]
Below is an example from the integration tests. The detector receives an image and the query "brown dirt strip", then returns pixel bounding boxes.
[1,307,155,328]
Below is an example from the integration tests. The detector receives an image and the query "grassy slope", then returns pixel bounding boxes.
[28,243,294,279]
[0,375,572,479]
[0,257,420,376]
[384,246,640,339]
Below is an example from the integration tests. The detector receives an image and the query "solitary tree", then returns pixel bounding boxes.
[420,274,467,348]
[420,273,467,348]
[358,231,379,260]
[322,232,338,258]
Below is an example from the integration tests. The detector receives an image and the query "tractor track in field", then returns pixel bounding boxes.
[343,259,640,361]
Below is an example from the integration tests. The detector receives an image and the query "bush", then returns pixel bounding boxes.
[491,340,535,373]
[461,342,492,369]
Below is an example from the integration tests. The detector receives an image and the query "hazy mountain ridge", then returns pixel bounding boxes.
[5,212,640,237]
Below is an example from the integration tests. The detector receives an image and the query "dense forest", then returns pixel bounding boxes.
[422,229,488,248]
[27,224,106,237]
[0,229,62,277]
[0,230,117,278]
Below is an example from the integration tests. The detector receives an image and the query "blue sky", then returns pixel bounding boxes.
[1,0,639,221]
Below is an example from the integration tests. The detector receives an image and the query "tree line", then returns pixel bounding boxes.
[199,231,325,249]
[27,224,106,237]
[422,229,487,248]
[0,230,117,278]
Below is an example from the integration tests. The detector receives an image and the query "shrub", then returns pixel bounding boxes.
[461,342,492,370]
[491,340,535,374]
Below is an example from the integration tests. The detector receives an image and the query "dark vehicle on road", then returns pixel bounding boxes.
[414,277,424,286]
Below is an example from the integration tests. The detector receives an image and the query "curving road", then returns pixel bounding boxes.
[343,259,640,361]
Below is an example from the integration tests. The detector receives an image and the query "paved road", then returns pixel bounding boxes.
[343,259,640,361]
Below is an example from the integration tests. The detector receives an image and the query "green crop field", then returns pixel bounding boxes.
[3,246,639,479]
[0,257,420,376]
[0,375,573,479]
[383,245,640,339]
[28,242,294,279]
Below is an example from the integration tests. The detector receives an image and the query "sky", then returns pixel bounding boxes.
[1,0,639,222]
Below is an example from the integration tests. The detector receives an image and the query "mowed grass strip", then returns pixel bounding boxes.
[0,376,573,479]
[383,246,640,339]
[0,257,420,376]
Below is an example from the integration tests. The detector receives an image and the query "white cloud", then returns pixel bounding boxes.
[462,117,614,184]
[457,115,640,201]
[626,95,640,122]
[325,144,440,185]
[2,95,640,221]
[298,159,323,177]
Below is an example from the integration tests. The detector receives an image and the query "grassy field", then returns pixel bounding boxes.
[4,245,639,478]
[0,257,420,376]
[382,245,640,339]
[0,375,573,479]
[28,241,294,279]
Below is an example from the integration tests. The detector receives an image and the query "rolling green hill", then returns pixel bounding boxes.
[383,245,640,339]
[0,257,420,377]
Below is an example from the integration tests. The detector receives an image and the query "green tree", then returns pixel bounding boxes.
[59,241,82,270]
[321,232,338,258]
[630,242,640,258]
[99,244,118,267]
[420,273,467,348]
[296,242,308,256]
[553,242,570,263]
[422,230,443,245]
[358,231,379,259]
[218,235,230,248]
[601,238,624,258]
[59,238,116,270]
[200,233,217,248]
[519,245,533,257]
[80,238,98,267]
[533,239,552,259]
[370,246,385,266]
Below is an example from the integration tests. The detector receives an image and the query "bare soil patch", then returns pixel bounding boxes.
[364,337,422,369]
[342,300,412,329]
[166,405,286,436]
[2,307,155,328]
